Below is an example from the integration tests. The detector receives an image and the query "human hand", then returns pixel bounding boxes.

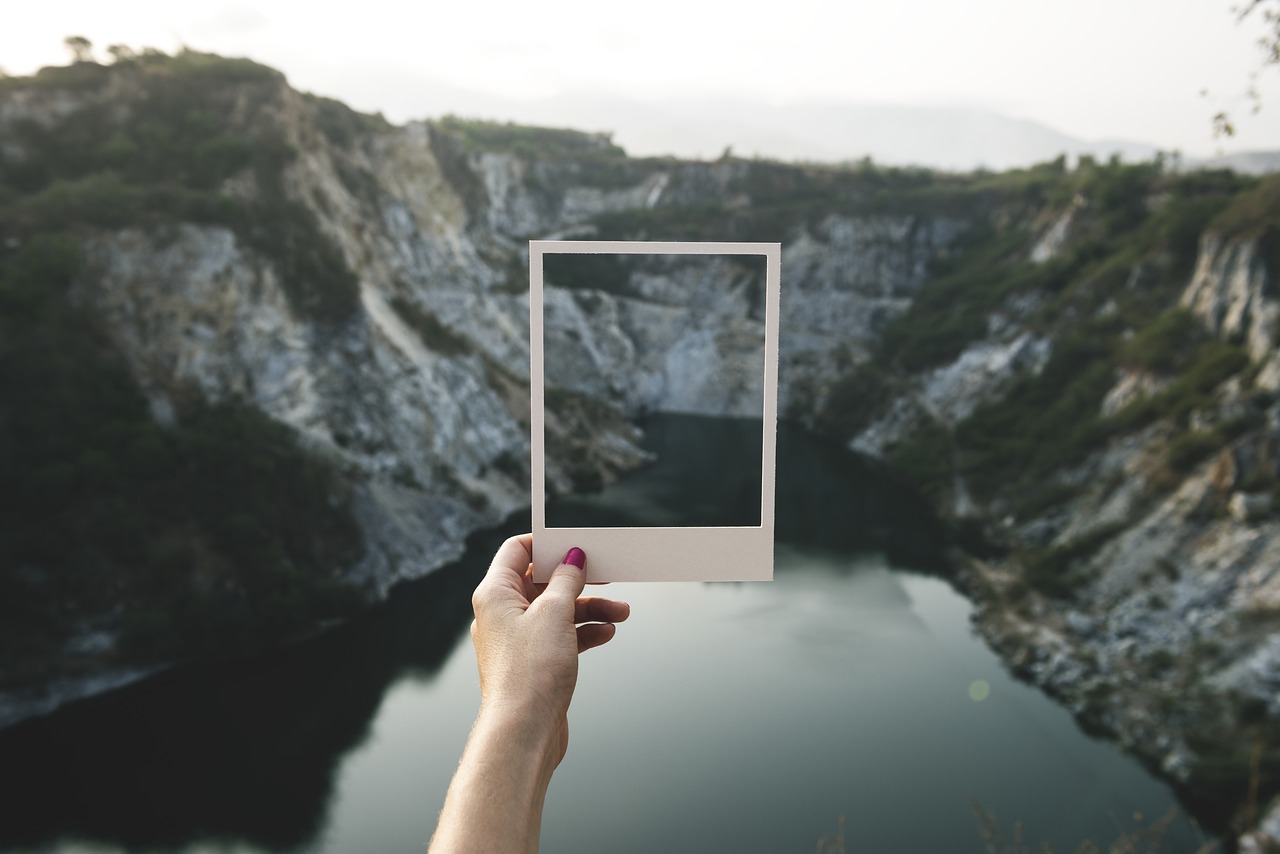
[429,538,629,854]
[470,535,629,760]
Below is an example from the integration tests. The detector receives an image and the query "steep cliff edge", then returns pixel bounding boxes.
[4,51,1280,843]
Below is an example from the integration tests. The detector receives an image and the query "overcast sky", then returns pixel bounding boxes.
[4,0,1278,159]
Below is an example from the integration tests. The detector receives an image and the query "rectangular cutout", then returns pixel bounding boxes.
[530,240,780,582]
[543,251,765,529]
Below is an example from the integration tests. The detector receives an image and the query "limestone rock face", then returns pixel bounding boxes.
[1182,233,1277,362]
[31,78,968,596]
[826,220,1280,843]
[1101,370,1169,417]
[780,215,965,411]
[972,392,1280,818]
[849,329,1052,455]
[1029,196,1083,263]
[76,224,528,595]
[919,332,1052,425]
[543,272,767,418]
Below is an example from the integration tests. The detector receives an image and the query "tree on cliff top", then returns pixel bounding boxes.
[63,36,93,65]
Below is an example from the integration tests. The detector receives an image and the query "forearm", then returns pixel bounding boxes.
[428,707,564,854]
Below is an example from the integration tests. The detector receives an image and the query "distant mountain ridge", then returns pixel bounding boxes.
[527,95,1163,171]
[364,82,1165,171]
[1195,149,1280,175]
[274,65,1280,172]
[456,92,1280,173]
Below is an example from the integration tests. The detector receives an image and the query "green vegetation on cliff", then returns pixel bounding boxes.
[0,50,360,322]
[0,52,376,685]
[0,235,365,685]
[822,157,1272,520]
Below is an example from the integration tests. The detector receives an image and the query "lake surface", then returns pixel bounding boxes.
[0,416,1210,853]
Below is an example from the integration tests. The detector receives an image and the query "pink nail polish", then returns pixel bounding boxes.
[563,547,586,569]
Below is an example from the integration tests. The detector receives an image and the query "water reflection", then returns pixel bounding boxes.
[0,418,1194,853]
[0,419,946,853]
[0,526,495,853]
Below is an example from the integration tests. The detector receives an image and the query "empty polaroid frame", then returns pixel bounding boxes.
[530,240,781,582]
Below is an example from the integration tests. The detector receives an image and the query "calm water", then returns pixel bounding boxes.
[0,417,1210,853]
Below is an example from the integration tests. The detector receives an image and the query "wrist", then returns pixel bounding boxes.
[479,687,565,735]
[474,701,564,772]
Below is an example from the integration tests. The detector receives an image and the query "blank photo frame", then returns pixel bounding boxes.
[530,240,781,582]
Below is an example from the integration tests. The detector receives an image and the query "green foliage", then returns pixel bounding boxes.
[891,164,1178,376]
[840,156,1269,520]
[0,55,371,681]
[877,228,1055,373]
[0,235,365,681]
[1210,173,1280,276]
[1210,172,1280,238]
[115,403,366,659]
[437,115,625,160]
[434,117,660,194]
[966,155,1068,202]
[1118,308,1198,373]
[814,366,897,441]
[0,232,81,304]
[0,60,111,94]
[0,56,271,193]
[1072,156,1163,233]
[17,173,145,228]
[1018,522,1126,598]
[1111,340,1251,430]
[235,174,361,322]
[0,51,360,322]
[943,307,1247,508]
[593,158,1004,244]
[957,332,1118,501]
[1165,429,1225,472]
[305,93,388,148]
[886,414,954,500]
[1165,414,1259,475]
[1147,169,1250,274]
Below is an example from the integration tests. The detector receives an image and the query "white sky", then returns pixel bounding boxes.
[3,0,1278,158]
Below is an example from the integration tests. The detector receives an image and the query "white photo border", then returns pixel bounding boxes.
[530,240,780,582]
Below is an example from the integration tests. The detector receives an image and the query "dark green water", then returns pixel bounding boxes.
[0,416,1208,853]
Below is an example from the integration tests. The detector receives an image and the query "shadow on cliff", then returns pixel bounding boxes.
[0,417,948,852]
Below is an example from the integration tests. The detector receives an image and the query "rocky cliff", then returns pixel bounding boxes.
[3,56,970,593]
[3,51,1280,843]
[0,53,968,720]
[832,193,1280,841]
[961,232,1280,845]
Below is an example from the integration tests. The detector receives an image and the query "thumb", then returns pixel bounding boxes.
[543,546,587,604]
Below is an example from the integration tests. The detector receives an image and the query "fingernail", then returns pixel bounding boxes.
[563,547,586,569]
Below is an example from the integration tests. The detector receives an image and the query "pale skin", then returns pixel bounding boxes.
[427,535,630,854]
